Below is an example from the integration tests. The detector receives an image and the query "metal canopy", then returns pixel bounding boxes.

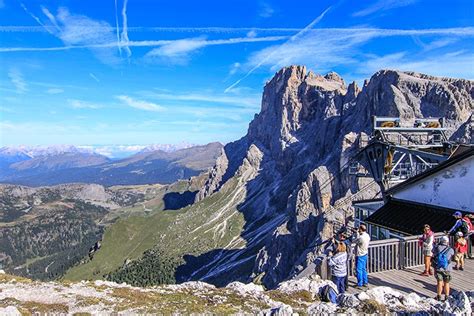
[349,116,453,193]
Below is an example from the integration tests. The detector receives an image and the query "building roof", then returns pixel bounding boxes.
[386,147,474,195]
[365,198,459,235]
[352,198,384,206]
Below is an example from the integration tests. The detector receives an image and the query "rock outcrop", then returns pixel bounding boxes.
[193,66,473,288]
[1,273,472,315]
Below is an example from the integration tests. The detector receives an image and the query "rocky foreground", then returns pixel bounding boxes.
[0,273,472,315]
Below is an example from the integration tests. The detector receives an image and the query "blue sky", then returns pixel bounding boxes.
[0,0,473,148]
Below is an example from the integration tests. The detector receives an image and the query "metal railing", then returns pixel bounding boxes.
[319,232,472,279]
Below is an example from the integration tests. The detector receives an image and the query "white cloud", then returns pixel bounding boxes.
[116,95,165,112]
[143,90,260,109]
[8,68,28,93]
[145,37,208,64]
[231,27,474,86]
[41,6,60,30]
[144,35,287,64]
[0,106,14,113]
[0,120,81,134]
[226,6,332,92]
[18,4,122,64]
[259,2,274,18]
[46,88,64,94]
[353,0,419,17]
[229,62,241,75]
[358,51,474,79]
[68,99,102,109]
[246,30,257,38]
[414,37,459,52]
[54,7,120,64]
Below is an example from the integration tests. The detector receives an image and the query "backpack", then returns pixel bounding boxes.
[460,220,469,236]
[463,217,473,232]
[435,247,450,269]
[320,284,338,303]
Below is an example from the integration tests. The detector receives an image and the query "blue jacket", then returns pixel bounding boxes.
[328,252,348,277]
[448,219,464,234]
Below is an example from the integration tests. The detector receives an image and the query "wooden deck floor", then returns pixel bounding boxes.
[347,258,474,297]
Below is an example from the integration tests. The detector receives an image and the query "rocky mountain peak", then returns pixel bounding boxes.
[357,69,474,132]
[193,66,472,289]
[247,65,353,163]
[324,71,345,85]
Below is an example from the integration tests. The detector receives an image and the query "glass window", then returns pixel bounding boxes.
[362,209,368,219]
[379,228,390,240]
[371,226,379,240]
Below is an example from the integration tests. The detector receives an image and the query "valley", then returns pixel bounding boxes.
[0,175,207,281]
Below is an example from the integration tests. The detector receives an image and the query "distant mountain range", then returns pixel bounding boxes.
[0,143,223,187]
[0,143,197,159]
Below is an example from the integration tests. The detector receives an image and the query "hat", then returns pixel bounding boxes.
[456,231,464,237]
[439,236,449,245]
[454,211,462,217]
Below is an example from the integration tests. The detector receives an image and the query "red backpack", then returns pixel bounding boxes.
[463,216,473,232]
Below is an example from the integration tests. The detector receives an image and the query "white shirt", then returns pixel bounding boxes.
[354,232,371,257]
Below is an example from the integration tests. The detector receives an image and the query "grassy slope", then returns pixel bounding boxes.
[64,177,246,281]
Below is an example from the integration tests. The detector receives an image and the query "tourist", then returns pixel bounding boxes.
[432,235,455,301]
[328,241,348,294]
[334,230,354,290]
[448,211,469,240]
[353,224,371,289]
[418,224,434,276]
[453,232,467,270]
[465,214,474,258]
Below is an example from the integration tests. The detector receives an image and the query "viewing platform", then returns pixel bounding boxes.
[317,232,474,298]
[347,259,474,297]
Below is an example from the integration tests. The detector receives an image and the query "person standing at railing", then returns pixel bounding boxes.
[328,241,348,294]
[454,232,467,271]
[447,211,469,240]
[353,224,371,289]
[432,236,454,301]
[418,224,434,276]
[462,214,474,258]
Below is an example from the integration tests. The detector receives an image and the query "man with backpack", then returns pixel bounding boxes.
[448,211,469,239]
[432,235,455,301]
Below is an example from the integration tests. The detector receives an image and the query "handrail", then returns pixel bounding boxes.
[319,231,472,279]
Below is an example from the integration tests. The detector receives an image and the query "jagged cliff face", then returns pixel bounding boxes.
[191,65,473,289]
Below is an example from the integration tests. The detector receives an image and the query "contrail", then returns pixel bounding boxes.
[121,0,132,58]
[19,2,54,34]
[2,25,474,36]
[40,6,60,31]
[89,73,100,83]
[0,36,287,52]
[224,6,332,93]
[114,0,122,56]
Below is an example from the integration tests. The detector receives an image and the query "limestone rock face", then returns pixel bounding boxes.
[193,66,473,288]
